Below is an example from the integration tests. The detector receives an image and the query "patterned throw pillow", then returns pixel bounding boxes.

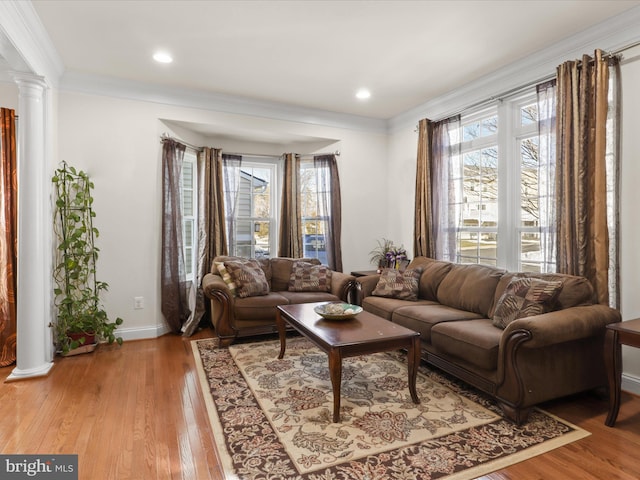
[371,268,423,301]
[224,259,270,298]
[492,277,564,329]
[288,261,332,292]
[215,261,237,297]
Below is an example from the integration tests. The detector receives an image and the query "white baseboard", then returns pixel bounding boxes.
[115,323,172,342]
[622,372,640,396]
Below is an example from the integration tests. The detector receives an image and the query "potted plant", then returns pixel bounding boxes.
[369,238,408,272]
[51,161,123,355]
[369,238,395,271]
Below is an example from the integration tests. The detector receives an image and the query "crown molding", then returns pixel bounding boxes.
[388,5,640,133]
[0,1,63,86]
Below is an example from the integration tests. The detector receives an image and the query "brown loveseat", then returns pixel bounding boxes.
[202,256,357,346]
[357,256,621,424]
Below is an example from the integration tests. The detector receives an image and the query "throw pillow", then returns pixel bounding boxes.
[224,259,270,298]
[371,267,423,301]
[492,276,564,329]
[288,261,332,292]
[214,261,237,297]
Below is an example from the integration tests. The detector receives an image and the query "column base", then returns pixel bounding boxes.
[5,362,54,382]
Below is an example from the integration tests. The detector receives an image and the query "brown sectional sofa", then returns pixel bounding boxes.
[357,256,621,424]
[202,256,357,346]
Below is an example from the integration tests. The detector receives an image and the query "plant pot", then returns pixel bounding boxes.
[67,331,96,346]
[61,331,98,356]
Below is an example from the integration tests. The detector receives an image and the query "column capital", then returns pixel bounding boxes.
[9,71,47,89]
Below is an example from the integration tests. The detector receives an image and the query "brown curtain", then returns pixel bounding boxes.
[278,153,303,258]
[161,138,191,333]
[182,147,228,336]
[413,116,461,260]
[414,119,433,258]
[555,49,620,306]
[0,108,17,366]
[314,154,343,271]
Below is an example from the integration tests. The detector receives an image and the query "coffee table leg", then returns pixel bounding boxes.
[408,335,420,404]
[276,310,287,359]
[605,328,621,427]
[328,349,342,422]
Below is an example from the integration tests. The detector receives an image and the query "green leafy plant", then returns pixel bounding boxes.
[369,238,396,267]
[51,161,123,354]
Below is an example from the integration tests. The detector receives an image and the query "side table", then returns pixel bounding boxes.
[604,318,640,427]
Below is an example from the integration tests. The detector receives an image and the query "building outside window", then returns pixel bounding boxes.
[181,149,198,281]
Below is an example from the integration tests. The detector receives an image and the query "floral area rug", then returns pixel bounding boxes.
[192,336,589,480]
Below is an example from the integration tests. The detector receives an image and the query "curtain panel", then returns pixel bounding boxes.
[536,80,558,273]
[555,49,620,306]
[413,116,461,261]
[278,153,303,258]
[314,154,343,272]
[161,139,191,333]
[182,147,230,336]
[0,108,17,366]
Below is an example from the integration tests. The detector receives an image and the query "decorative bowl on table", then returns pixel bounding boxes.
[314,302,363,320]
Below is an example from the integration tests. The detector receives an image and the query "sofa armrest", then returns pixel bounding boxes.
[202,273,237,343]
[357,274,381,299]
[202,273,232,300]
[330,271,357,302]
[502,304,621,348]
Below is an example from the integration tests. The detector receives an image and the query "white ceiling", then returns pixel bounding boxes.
[31,0,640,121]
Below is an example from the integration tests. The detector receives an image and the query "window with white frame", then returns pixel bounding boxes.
[181,148,198,281]
[299,158,329,264]
[452,92,553,272]
[226,158,279,259]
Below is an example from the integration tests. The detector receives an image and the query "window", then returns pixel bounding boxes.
[181,148,198,281]
[299,159,329,264]
[450,92,552,272]
[225,158,278,259]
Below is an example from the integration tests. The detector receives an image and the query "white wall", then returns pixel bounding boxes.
[0,83,18,108]
[56,91,389,338]
[619,46,640,390]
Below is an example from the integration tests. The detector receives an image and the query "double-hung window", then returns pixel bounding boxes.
[226,158,278,259]
[181,148,198,281]
[299,158,329,264]
[452,91,553,272]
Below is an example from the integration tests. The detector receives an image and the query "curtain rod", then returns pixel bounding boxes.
[420,41,640,127]
[160,135,340,158]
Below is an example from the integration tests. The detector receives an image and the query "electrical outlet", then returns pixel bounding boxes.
[134,296,145,309]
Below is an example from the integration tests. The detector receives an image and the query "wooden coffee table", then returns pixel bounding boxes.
[276,302,421,422]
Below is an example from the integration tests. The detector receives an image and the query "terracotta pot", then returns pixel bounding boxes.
[67,331,96,346]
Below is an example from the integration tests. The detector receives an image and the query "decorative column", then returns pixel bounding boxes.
[7,73,54,380]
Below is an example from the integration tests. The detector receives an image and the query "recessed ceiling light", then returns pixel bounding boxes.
[356,88,371,100]
[153,51,173,64]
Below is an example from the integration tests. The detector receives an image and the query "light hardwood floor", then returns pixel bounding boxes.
[2,329,640,480]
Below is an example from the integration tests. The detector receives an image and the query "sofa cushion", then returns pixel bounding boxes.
[407,257,453,301]
[233,292,290,320]
[489,272,594,318]
[288,261,332,292]
[437,263,505,316]
[278,291,341,304]
[372,267,423,301]
[392,304,484,342]
[492,277,564,329]
[224,259,270,298]
[361,296,434,320]
[271,257,320,291]
[431,319,502,371]
[214,261,238,296]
